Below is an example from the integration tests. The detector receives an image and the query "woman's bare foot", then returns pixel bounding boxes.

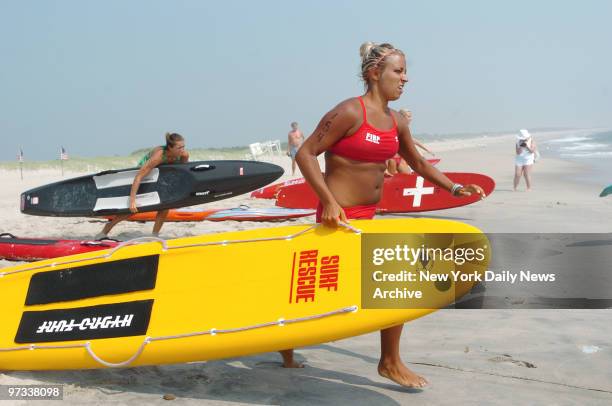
[378,359,428,388]
[279,349,304,368]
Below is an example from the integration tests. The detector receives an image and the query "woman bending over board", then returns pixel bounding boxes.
[294,42,486,388]
[98,132,189,238]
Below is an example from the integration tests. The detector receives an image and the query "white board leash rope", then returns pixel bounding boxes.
[0,305,359,368]
[0,222,362,367]
[0,222,361,278]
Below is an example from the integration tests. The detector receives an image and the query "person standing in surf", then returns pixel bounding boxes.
[294,42,486,388]
[98,132,189,237]
[287,122,305,176]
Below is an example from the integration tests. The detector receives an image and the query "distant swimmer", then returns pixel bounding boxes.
[287,122,304,176]
[514,129,538,191]
[98,132,189,237]
[386,109,435,175]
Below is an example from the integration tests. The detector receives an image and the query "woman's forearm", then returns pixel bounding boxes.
[130,165,154,201]
[130,176,143,201]
[410,156,454,191]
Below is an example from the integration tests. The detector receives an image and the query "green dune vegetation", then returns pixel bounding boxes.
[0,145,288,172]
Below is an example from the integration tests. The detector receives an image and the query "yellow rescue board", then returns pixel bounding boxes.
[0,218,489,370]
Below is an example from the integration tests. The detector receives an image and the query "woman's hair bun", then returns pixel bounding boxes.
[359,41,376,60]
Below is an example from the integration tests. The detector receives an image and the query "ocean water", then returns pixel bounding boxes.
[540,130,612,186]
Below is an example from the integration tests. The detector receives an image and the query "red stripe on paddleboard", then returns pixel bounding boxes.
[289,251,297,303]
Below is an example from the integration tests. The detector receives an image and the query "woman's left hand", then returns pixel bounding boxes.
[405,111,412,125]
[129,199,139,213]
[457,184,486,200]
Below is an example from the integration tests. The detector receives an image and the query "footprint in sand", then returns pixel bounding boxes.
[488,354,536,368]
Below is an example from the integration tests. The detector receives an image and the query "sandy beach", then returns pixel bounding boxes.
[1,130,611,405]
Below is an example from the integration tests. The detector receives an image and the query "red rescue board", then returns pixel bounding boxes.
[276,172,495,213]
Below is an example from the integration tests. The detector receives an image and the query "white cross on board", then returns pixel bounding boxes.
[402,177,435,207]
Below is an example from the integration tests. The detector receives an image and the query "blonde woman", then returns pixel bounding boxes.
[99,133,189,237]
[295,42,485,388]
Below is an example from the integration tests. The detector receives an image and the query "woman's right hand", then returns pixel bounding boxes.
[320,201,348,228]
[129,199,138,213]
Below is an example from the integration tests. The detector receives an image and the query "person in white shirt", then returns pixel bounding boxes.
[514,129,538,191]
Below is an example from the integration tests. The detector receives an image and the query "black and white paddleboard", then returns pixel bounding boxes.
[20,160,284,217]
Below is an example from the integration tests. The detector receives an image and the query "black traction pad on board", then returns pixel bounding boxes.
[25,255,159,306]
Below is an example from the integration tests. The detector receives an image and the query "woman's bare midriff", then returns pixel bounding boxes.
[324,152,386,207]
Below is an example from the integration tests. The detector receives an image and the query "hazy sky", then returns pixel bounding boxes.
[1,0,611,160]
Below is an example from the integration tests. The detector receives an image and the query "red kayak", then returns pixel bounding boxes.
[275,172,495,213]
[251,159,441,199]
[0,233,120,262]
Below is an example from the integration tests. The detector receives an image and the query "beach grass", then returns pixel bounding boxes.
[0,147,260,173]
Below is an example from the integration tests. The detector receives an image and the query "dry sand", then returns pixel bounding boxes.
[1,130,610,405]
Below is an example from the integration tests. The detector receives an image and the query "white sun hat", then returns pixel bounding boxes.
[517,129,531,140]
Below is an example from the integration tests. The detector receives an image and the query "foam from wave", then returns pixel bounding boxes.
[560,151,612,158]
[560,143,609,151]
[547,136,592,144]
